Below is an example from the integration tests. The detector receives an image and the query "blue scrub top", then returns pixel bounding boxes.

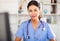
[16,20,56,41]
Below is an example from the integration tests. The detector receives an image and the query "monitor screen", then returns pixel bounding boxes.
[0,12,11,41]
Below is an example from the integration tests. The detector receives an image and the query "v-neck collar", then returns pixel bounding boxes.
[30,20,41,32]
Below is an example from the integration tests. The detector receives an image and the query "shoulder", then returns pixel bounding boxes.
[41,20,49,25]
[18,20,30,29]
[19,20,30,26]
[22,20,29,25]
[41,20,50,28]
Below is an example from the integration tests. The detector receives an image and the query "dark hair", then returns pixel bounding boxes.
[27,0,40,9]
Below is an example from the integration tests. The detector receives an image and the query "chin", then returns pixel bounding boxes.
[31,18,36,20]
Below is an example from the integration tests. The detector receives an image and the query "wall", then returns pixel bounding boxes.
[0,0,18,14]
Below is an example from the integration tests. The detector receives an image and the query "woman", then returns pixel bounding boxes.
[15,0,56,41]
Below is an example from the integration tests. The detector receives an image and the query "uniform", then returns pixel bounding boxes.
[16,20,56,41]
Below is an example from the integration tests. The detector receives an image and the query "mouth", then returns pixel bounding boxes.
[31,15,36,18]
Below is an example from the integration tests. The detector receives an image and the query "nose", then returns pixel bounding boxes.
[32,11,35,14]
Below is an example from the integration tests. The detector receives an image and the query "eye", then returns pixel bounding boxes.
[34,9,37,12]
[29,10,32,12]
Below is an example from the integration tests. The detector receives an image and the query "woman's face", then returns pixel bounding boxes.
[28,5,40,20]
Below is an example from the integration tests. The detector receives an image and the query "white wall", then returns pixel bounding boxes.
[9,14,17,41]
[0,0,18,14]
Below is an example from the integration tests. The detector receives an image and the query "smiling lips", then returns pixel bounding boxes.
[31,15,37,18]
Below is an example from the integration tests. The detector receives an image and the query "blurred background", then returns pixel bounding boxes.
[0,0,60,41]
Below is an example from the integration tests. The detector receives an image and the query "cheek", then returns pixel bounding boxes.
[29,13,39,18]
[28,10,40,17]
[35,11,40,16]
[28,12,32,17]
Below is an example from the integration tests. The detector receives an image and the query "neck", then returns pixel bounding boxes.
[31,18,39,31]
[31,18,39,24]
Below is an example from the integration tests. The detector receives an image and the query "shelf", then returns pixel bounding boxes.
[43,3,57,5]
[9,14,18,16]
[18,14,60,16]
[42,14,60,16]
[18,14,28,16]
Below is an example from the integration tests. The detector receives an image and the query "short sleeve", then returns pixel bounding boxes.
[15,23,24,38]
[47,24,56,40]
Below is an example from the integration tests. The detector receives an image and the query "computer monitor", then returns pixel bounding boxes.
[0,12,11,41]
